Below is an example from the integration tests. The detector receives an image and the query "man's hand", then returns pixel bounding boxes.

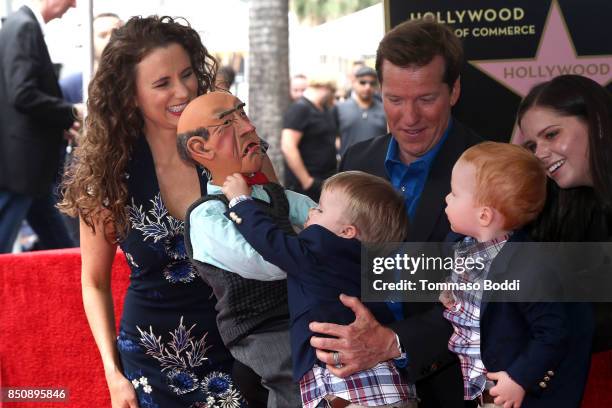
[309,294,399,377]
[487,371,526,408]
[73,103,85,120]
[222,173,251,200]
[66,120,81,140]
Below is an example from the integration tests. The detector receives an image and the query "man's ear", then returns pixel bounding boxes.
[478,206,494,227]
[450,76,461,107]
[340,224,358,239]
[187,136,214,163]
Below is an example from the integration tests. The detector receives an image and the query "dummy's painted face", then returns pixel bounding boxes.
[179,92,264,176]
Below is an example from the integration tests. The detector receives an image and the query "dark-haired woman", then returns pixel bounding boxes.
[517,74,612,406]
[60,16,247,408]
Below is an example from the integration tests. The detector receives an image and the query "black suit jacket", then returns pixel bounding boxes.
[339,119,482,408]
[457,231,593,408]
[0,6,74,196]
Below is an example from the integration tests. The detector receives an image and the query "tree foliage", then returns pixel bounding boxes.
[291,0,380,25]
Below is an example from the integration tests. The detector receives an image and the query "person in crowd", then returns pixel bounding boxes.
[517,74,612,405]
[58,12,123,246]
[59,16,251,408]
[290,73,308,101]
[0,0,82,253]
[343,60,365,100]
[220,170,417,408]
[441,141,593,408]
[60,12,123,104]
[309,19,482,408]
[282,76,338,201]
[215,65,236,92]
[176,91,308,407]
[335,66,387,156]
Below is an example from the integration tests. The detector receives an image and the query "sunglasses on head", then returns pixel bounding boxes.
[358,80,377,86]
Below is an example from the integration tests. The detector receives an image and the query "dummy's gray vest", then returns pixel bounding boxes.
[184,182,294,346]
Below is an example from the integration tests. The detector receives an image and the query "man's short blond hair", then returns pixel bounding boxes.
[322,171,409,243]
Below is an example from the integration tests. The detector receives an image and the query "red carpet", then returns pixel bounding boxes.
[0,248,610,407]
[0,248,129,407]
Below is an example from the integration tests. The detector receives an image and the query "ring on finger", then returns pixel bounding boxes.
[332,351,343,369]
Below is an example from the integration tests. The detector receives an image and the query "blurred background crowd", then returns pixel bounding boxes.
[0,0,386,253]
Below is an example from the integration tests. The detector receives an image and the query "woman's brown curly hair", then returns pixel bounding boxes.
[59,15,217,241]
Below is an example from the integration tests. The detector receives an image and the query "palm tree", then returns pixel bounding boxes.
[248,0,290,180]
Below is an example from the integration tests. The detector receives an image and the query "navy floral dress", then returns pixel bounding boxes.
[117,136,245,408]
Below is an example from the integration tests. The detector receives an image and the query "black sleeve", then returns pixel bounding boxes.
[2,20,74,129]
[282,101,310,131]
[389,303,456,383]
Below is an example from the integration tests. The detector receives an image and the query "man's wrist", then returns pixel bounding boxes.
[228,195,252,208]
[392,331,408,368]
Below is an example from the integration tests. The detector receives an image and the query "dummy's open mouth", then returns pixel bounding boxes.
[243,142,260,156]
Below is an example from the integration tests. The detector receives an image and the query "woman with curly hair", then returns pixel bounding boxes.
[60,16,251,408]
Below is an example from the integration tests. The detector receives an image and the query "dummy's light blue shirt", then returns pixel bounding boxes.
[190,183,316,281]
[384,119,452,220]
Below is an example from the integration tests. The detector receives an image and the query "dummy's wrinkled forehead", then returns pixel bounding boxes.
[177,91,245,134]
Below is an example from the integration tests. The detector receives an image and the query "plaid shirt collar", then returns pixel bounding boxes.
[455,233,512,261]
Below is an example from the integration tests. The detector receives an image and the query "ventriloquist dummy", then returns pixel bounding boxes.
[177,91,314,407]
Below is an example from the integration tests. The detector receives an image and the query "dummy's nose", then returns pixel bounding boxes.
[236,114,256,137]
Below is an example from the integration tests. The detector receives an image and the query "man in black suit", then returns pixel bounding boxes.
[0,0,81,253]
[309,20,482,408]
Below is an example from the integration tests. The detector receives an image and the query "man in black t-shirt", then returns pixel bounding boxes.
[281,78,338,201]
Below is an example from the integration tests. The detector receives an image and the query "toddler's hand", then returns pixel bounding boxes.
[439,290,456,309]
[222,173,251,200]
[487,371,525,408]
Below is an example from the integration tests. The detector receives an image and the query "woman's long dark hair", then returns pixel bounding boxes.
[517,75,612,241]
[59,16,217,240]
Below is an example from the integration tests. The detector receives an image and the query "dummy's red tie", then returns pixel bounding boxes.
[242,172,269,186]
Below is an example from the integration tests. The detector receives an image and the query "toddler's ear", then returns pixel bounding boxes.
[478,206,494,227]
[340,224,358,239]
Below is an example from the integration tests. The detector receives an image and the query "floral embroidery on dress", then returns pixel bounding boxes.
[126,371,159,408]
[125,252,145,278]
[128,193,196,283]
[117,330,142,353]
[189,372,244,408]
[137,317,211,395]
[136,318,245,405]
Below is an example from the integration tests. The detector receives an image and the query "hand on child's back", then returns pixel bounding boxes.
[222,173,252,200]
[487,371,525,408]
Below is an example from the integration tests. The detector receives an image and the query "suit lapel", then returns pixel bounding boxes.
[480,232,526,315]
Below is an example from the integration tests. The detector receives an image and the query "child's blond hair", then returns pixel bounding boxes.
[322,171,409,243]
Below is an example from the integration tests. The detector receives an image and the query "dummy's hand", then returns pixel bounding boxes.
[487,371,525,408]
[309,294,399,377]
[105,369,140,408]
[222,173,252,200]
